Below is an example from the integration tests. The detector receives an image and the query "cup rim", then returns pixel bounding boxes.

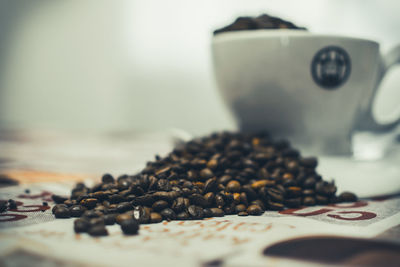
[212,29,379,46]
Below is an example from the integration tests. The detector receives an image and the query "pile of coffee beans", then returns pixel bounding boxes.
[214,13,306,35]
[52,132,357,236]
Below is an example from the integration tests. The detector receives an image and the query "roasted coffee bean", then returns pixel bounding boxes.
[89,217,105,226]
[284,197,302,208]
[54,206,70,218]
[80,198,98,209]
[52,194,68,204]
[315,195,329,205]
[102,173,114,184]
[176,211,190,220]
[52,204,67,214]
[189,193,208,207]
[299,157,318,168]
[134,206,151,224]
[303,196,316,206]
[103,214,117,225]
[315,181,337,196]
[69,205,86,217]
[88,225,108,236]
[268,201,284,211]
[188,205,204,219]
[302,189,315,196]
[0,200,7,213]
[82,210,102,219]
[238,211,249,216]
[235,204,247,213]
[210,207,224,217]
[116,213,133,225]
[117,202,133,213]
[251,200,266,211]
[247,204,263,216]
[204,192,215,206]
[160,208,176,221]
[303,177,317,188]
[226,180,241,192]
[204,178,217,193]
[150,212,163,223]
[109,194,125,204]
[152,200,169,211]
[224,204,235,215]
[267,188,284,203]
[215,194,225,209]
[286,186,302,197]
[338,192,358,202]
[74,218,90,233]
[199,168,214,180]
[120,218,139,235]
[132,194,154,206]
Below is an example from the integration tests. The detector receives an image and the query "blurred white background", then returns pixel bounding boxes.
[0,0,399,135]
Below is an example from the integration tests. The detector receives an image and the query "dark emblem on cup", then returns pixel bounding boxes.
[311,46,351,89]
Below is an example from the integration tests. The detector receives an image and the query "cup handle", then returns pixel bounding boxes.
[358,45,400,132]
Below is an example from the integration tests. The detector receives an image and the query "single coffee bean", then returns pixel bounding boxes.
[204,192,215,206]
[120,218,139,235]
[286,186,302,197]
[210,208,224,217]
[338,192,358,202]
[215,194,225,209]
[88,225,108,236]
[199,168,214,180]
[69,205,86,217]
[203,208,213,218]
[160,208,176,221]
[134,206,151,224]
[150,212,163,223]
[189,193,208,207]
[303,196,316,206]
[54,206,71,218]
[152,200,169,211]
[52,204,67,214]
[74,218,90,233]
[267,188,284,203]
[238,211,249,216]
[247,204,263,216]
[204,177,217,193]
[226,180,241,192]
[251,180,274,190]
[268,201,284,211]
[188,205,204,219]
[103,214,117,225]
[52,194,68,204]
[80,198,98,209]
[302,189,315,196]
[116,213,132,225]
[176,211,190,220]
[299,157,318,168]
[102,173,115,183]
[235,204,247,213]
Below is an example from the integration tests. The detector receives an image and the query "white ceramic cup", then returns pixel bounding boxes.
[212,30,400,155]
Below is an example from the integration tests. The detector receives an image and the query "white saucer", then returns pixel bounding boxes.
[317,146,400,198]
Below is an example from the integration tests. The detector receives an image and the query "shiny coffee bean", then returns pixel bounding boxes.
[247,205,263,216]
[150,212,163,223]
[88,225,108,236]
[338,192,358,202]
[74,218,90,233]
[120,218,139,235]
[188,205,204,219]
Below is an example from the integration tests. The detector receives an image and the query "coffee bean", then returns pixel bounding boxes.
[150,212,163,223]
[303,196,316,206]
[74,218,90,233]
[69,205,86,217]
[120,218,139,235]
[235,204,247,213]
[200,168,214,180]
[267,188,284,202]
[152,200,169,211]
[52,194,68,204]
[116,202,133,213]
[116,213,132,225]
[284,197,301,208]
[80,198,98,209]
[103,214,117,225]
[268,201,284,211]
[88,225,108,236]
[54,206,70,218]
[160,208,176,221]
[203,208,213,218]
[82,210,102,219]
[238,211,249,216]
[315,181,337,196]
[210,208,224,217]
[338,192,358,202]
[300,157,318,168]
[204,178,217,193]
[286,186,302,197]
[134,206,151,224]
[175,211,188,220]
[303,177,316,188]
[102,173,115,183]
[189,193,208,207]
[188,205,204,219]
[247,205,263,216]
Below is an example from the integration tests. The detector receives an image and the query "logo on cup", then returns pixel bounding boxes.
[311,46,351,89]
